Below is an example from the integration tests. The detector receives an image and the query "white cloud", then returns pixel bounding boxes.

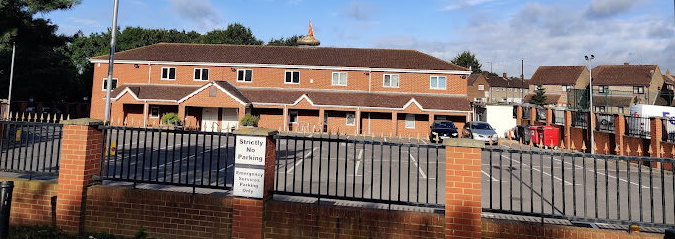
[372,2,675,77]
[342,1,378,20]
[442,0,498,11]
[585,0,638,18]
[168,0,223,31]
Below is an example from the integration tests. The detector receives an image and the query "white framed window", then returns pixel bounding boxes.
[478,85,484,91]
[285,71,300,84]
[194,68,209,81]
[430,76,446,90]
[405,114,415,129]
[237,69,252,82]
[332,72,347,86]
[598,86,608,93]
[520,89,523,92]
[502,87,506,92]
[345,113,355,126]
[383,74,399,88]
[508,88,512,92]
[150,106,160,118]
[562,85,570,92]
[161,67,176,80]
[633,86,644,94]
[101,78,118,91]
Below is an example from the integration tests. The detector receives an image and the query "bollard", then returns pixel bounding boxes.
[0,181,13,239]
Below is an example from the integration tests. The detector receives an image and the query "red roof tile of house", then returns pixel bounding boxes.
[591,65,657,86]
[92,43,468,71]
[530,66,586,85]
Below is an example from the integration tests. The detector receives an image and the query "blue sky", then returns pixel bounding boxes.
[44,0,675,77]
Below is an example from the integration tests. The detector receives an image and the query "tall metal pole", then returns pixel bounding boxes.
[6,43,16,120]
[104,0,120,122]
[520,58,525,103]
[587,57,595,154]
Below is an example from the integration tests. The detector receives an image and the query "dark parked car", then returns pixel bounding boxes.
[429,121,459,143]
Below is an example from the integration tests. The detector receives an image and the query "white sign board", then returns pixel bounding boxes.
[233,167,265,198]
[235,135,266,166]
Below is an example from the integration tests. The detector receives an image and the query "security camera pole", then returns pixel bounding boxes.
[104,0,120,122]
[585,55,595,154]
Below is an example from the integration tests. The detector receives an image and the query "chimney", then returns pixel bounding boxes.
[503,73,507,78]
[624,62,629,66]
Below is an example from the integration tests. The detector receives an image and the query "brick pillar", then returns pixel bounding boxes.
[232,128,278,239]
[545,108,553,125]
[178,104,186,124]
[443,138,483,239]
[516,106,523,125]
[143,102,149,127]
[56,118,104,233]
[318,108,325,133]
[564,110,572,149]
[529,107,536,125]
[615,115,625,156]
[650,117,662,159]
[355,109,361,135]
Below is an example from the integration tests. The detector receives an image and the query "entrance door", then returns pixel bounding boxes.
[201,107,219,132]
[221,108,238,132]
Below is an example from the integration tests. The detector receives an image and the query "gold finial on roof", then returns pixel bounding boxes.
[297,20,321,46]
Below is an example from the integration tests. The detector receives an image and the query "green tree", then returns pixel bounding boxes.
[531,84,548,106]
[200,23,263,45]
[0,0,81,102]
[451,51,482,74]
[267,35,303,46]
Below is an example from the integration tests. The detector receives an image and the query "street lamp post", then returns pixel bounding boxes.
[104,0,120,122]
[585,55,595,154]
[6,43,16,120]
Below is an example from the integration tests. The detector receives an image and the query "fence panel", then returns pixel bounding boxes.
[273,134,445,208]
[536,108,547,122]
[664,118,675,143]
[0,120,62,177]
[482,147,675,228]
[572,111,588,129]
[99,126,235,191]
[522,107,531,120]
[595,114,615,133]
[625,116,650,138]
[553,110,565,126]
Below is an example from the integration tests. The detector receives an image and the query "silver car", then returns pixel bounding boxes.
[463,121,498,144]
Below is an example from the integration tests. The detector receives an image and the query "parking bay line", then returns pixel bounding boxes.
[502,155,574,186]
[551,156,652,189]
[409,153,428,179]
[286,147,318,174]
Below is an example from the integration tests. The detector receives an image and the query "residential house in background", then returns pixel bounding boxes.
[591,63,665,113]
[467,72,529,104]
[526,66,590,107]
[89,26,473,136]
[467,74,490,103]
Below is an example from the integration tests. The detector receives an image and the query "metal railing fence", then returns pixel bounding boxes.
[522,107,531,120]
[571,111,588,129]
[536,108,547,122]
[625,116,650,139]
[553,110,565,126]
[663,118,675,143]
[273,134,445,208]
[482,147,675,228]
[99,125,235,191]
[0,120,62,177]
[595,114,615,133]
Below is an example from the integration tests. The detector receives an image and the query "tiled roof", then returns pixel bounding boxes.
[485,75,510,87]
[238,87,472,111]
[523,94,562,105]
[530,66,586,85]
[591,65,657,86]
[112,82,472,112]
[92,43,468,71]
[111,84,201,101]
[592,95,634,108]
[467,74,481,85]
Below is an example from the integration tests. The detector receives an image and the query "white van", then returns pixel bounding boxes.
[628,104,675,139]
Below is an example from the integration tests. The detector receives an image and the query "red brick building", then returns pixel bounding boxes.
[90,36,472,136]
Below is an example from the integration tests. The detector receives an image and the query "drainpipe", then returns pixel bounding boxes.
[368,69,372,92]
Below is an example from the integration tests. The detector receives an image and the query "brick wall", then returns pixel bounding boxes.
[1,177,57,227]
[84,185,232,239]
[263,200,444,238]
[482,218,662,238]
